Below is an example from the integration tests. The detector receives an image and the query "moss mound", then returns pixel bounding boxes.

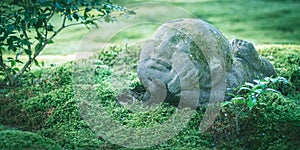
[0,44,299,149]
[0,130,61,149]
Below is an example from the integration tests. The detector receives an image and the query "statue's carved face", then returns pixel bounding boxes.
[137,38,189,106]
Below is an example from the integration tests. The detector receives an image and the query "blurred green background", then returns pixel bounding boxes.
[31,0,300,64]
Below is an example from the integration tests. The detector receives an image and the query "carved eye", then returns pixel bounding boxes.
[149,58,172,72]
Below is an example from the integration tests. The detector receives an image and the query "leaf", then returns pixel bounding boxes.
[84,12,88,20]
[84,7,92,19]
[32,70,42,77]
[264,77,271,82]
[98,8,107,15]
[245,82,254,87]
[43,7,52,13]
[260,81,269,85]
[237,87,251,93]
[34,59,40,67]
[247,97,257,110]
[253,79,260,84]
[254,89,263,94]
[13,67,20,72]
[35,32,43,40]
[254,83,265,90]
[66,8,71,16]
[226,93,236,97]
[232,97,245,105]
[15,59,23,64]
[35,42,43,52]
[221,101,232,107]
[10,60,16,67]
[46,24,54,31]
[71,5,79,11]
[7,36,19,51]
[16,50,23,59]
[47,40,54,44]
[277,77,288,83]
[73,13,79,21]
[56,2,64,11]
[85,7,92,12]
[266,88,279,93]
[270,78,278,83]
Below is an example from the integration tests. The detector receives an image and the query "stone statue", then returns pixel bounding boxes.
[137,18,276,108]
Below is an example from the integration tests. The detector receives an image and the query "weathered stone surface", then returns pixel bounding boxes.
[137,18,276,108]
[227,39,277,88]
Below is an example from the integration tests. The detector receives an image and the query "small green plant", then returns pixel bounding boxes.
[214,76,300,149]
[220,76,289,141]
[223,77,288,110]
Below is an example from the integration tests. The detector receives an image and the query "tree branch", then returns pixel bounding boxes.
[64,22,84,28]
[12,11,105,82]
[13,22,67,80]
[64,16,105,28]
[44,22,49,42]
[0,55,13,83]
[62,13,67,27]
[21,27,31,58]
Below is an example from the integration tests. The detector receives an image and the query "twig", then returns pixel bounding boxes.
[12,9,105,83]
[21,27,31,59]
[62,13,67,27]
[13,10,66,81]
[0,56,13,83]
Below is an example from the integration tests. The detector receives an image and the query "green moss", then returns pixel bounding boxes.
[39,122,104,149]
[0,130,61,149]
[206,45,300,149]
[0,44,299,149]
[215,84,300,149]
[0,98,34,130]
[245,92,300,149]
[258,45,300,93]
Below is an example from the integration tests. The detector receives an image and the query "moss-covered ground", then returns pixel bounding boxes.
[0,44,299,149]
